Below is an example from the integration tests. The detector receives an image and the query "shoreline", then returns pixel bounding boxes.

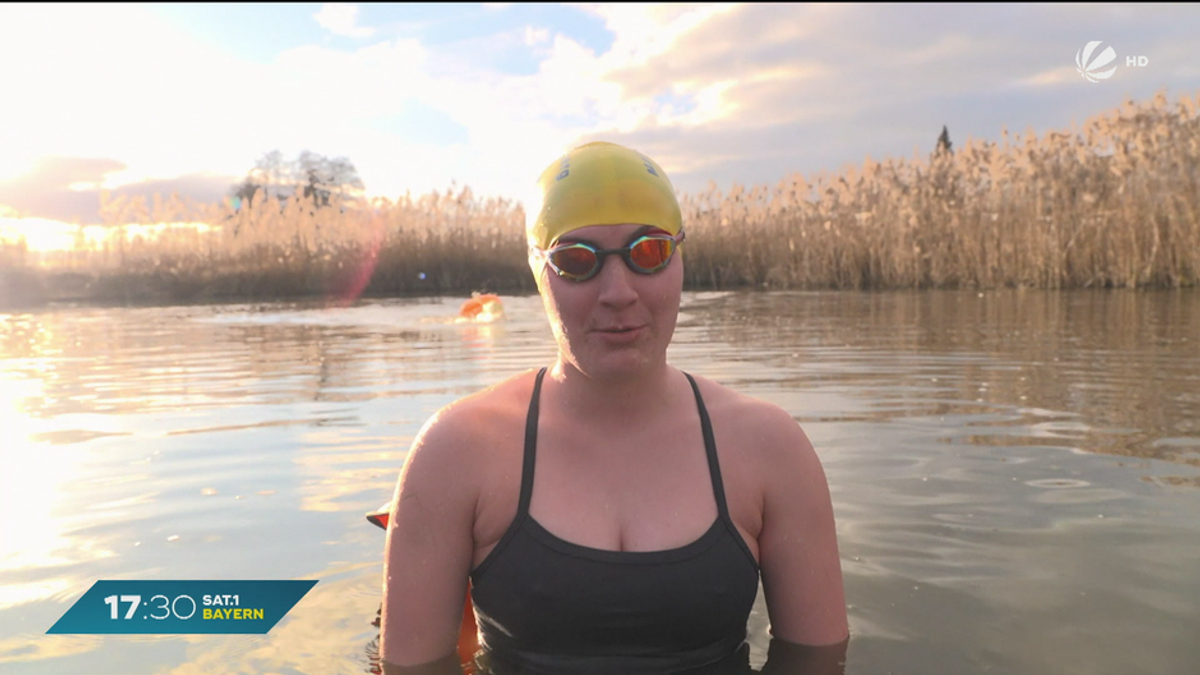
[2,265,1195,313]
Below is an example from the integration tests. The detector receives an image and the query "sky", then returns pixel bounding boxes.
[1,3,1199,225]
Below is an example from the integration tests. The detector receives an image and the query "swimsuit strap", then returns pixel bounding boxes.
[686,372,758,568]
[516,366,548,517]
[683,372,732,520]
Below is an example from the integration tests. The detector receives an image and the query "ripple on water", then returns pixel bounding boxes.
[1024,478,1091,489]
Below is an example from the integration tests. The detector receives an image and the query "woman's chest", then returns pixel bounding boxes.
[470,413,764,567]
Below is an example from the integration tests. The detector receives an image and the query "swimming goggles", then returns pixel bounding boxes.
[534,231,685,282]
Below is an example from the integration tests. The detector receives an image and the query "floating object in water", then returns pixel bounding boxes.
[366,503,390,530]
[458,293,505,322]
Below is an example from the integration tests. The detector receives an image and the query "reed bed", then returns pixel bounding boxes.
[682,90,1200,290]
[1,187,532,306]
[1,90,1197,307]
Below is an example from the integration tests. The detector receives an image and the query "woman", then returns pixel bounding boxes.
[381,142,849,674]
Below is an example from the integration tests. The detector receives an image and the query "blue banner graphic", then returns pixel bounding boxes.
[47,580,318,634]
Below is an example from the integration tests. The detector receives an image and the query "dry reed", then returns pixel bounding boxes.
[1,89,1197,307]
[682,90,1200,290]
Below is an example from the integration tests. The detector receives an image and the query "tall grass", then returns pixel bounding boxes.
[2,186,532,306]
[2,90,1197,307]
[682,90,1200,290]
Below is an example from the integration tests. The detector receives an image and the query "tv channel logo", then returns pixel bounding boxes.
[1076,41,1149,83]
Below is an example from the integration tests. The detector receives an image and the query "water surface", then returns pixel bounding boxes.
[2,290,1198,674]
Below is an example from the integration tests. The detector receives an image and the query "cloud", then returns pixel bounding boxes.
[535,3,1200,193]
[0,157,126,223]
[524,25,550,46]
[0,5,271,182]
[1018,67,1081,88]
[0,157,234,223]
[3,2,1198,221]
[313,3,374,38]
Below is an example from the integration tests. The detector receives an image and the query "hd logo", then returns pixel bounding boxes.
[1076,41,1149,83]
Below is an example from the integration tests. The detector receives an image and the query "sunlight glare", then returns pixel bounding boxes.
[0,374,111,610]
[0,217,220,254]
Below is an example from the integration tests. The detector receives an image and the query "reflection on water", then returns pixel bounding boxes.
[1,291,1198,675]
[682,290,1200,468]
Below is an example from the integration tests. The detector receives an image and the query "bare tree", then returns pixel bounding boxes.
[296,151,365,207]
[230,150,364,210]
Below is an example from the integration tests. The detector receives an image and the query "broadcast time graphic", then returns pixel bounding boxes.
[46,580,317,634]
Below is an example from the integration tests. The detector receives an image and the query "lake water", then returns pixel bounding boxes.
[2,290,1198,675]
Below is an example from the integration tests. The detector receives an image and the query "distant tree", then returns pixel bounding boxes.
[936,125,953,155]
[230,176,261,207]
[229,150,364,210]
[253,150,289,199]
[296,150,365,208]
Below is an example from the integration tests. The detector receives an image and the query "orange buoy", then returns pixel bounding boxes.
[459,293,504,320]
[458,590,480,672]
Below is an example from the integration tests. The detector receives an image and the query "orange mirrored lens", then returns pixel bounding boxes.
[549,246,598,278]
[629,238,673,270]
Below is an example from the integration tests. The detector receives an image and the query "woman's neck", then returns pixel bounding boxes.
[547,358,683,426]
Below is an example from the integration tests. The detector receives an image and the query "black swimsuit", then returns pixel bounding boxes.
[469,368,761,674]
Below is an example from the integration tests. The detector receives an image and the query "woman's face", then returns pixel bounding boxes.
[534,223,684,381]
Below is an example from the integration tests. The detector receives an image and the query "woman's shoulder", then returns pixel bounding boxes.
[683,370,818,467]
[685,371,805,433]
[408,368,539,465]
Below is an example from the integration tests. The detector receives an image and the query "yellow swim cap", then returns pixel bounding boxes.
[526,141,682,250]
